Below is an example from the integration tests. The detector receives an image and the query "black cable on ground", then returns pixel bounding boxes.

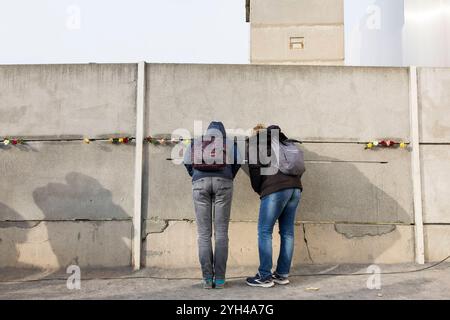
[1,255,449,284]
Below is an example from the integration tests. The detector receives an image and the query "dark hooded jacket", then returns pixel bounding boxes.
[184,121,241,182]
[248,125,303,199]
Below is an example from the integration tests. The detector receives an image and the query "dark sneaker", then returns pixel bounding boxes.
[203,279,213,289]
[215,279,225,289]
[246,273,274,288]
[272,272,290,285]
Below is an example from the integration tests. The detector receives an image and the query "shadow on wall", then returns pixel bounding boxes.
[237,138,412,265]
[31,172,131,269]
[1,145,413,273]
[0,172,131,273]
[33,172,128,220]
[0,203,40,271]
[300,148,411,224]
[297,148,412,264]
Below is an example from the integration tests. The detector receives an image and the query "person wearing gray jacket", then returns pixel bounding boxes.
[184,121,241,289]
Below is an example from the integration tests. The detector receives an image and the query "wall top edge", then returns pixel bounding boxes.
[144,63,412,71]
[416,66,450,71]
[0,63,448,71]
[0,62,442,71]
[0,63,138,67]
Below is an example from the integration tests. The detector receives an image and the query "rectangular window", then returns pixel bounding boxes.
[290,37,305,50]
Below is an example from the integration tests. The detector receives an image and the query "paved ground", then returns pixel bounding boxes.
[1,263,450,300]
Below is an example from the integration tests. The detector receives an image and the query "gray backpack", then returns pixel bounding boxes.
[272,139,305,176]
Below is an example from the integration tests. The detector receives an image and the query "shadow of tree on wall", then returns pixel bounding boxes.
[31,172,131,269]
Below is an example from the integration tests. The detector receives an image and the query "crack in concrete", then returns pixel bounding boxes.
[153,220,169,233]
[142,219,169,240]
[302,224,314,263]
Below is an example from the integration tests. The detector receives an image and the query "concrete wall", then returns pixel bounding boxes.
[143,63,415,270]
[0,64,136,138]
[145,64,409,141]
[418,68,450,261]
[1,63,449,272]
[0,64,136,269]
[249,0,345,65]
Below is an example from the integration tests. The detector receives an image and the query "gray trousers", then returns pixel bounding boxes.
[192,177,233,280]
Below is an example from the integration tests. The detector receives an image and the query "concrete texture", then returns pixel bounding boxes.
[251,26,344,63]
[257,60,345,66]
[249,0,344,64]
[143,221,414,270]
[2,263,450,300]
[2,63,450,271]
[0,220,131,269]
[424,225,450,263]
[418,68,450,143]
[0,141,134,221]
[300,143,413,224]
[145,142,413,224]
[144,143,413,223]
[250,0,344,25]
[146,64,410,142]
[420,145,450,223]
[144,63,413,268]
[0,64,136,138]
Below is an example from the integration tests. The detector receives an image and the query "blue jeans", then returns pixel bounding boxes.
[258,188,301,278]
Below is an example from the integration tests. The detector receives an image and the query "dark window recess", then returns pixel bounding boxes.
[246,0,250,23]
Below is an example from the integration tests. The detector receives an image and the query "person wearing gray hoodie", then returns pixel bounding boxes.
[184,121,241,289]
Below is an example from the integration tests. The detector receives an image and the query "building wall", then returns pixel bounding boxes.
[0,63,449,271]
[249,0,345,65]
[345,0,405,67]
[403,0,450,67]
[345,0,450,68]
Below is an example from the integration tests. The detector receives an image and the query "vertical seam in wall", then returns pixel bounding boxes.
[409,66,425,265]
[132,61,146,270]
